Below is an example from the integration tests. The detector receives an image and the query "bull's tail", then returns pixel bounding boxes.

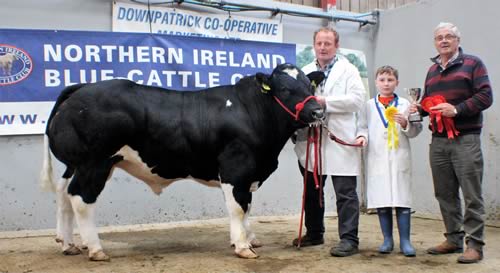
[40,134,55,192]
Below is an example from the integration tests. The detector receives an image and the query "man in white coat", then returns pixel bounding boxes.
[293,27,367,257]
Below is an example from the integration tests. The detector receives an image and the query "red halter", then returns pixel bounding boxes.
[273,95,319,122]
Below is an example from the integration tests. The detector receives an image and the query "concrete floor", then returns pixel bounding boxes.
[0,214,499,273]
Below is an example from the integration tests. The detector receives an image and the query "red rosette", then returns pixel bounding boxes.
[420,95,459,139]
[421,95,446,113]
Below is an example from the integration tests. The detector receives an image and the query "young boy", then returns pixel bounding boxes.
[358,65,422,256]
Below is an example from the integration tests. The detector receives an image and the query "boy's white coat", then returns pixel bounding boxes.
[358,96,422,208]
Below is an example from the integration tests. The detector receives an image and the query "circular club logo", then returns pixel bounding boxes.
[0,44,33,86]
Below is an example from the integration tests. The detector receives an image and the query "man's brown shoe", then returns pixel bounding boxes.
[292,234,324,247]
[427,241,463,255]
[457,248,483,264]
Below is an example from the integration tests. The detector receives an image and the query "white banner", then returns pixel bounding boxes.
[112,1,283,43]
[0,102,54,135]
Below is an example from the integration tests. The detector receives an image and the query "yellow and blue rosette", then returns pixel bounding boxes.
[384,106,399,149]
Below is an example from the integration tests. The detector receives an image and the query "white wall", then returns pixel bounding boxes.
[373,0,499,221]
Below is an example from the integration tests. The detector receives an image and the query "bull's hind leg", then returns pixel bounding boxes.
[55,175,82,255]
[67,156,122,261]
[221,183,258,259]
[69,196,107,261]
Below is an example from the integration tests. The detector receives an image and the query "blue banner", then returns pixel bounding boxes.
[0,29,295,103]
[0,29,295,135]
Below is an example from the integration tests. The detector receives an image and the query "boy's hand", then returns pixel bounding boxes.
[408,102,419,114]
[355,136,367,147]
[394,113,408,129]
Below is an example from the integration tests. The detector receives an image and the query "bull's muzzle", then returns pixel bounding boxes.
[312,109,324,120]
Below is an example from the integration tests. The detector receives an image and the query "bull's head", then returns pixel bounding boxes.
[256,63,325,125]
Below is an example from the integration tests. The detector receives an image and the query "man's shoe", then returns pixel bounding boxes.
[292,234,324,247]
[330,240,359,257]
[427,241,463,255]
[457,248,483,264]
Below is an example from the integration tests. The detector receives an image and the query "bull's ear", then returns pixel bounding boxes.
[307,71,325,89]
[256,72,271,94]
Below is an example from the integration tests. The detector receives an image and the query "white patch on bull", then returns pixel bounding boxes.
[114,146,221,194]
[69,195,102,256]
[249,181,259,192]
[221,183,250,250]
[226,99,232,107]
[283,68,299,80]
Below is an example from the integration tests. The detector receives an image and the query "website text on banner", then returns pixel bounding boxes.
[113,1,283,43]
[0,29,295,136]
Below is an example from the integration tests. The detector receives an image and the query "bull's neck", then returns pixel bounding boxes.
[240,90,297,155]
[264,95,299,154]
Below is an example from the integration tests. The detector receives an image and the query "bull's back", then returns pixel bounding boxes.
[47,79,237,181]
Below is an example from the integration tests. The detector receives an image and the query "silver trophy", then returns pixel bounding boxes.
[406,88,423,122]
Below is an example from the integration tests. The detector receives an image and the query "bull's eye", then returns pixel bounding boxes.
[280,88,290,99]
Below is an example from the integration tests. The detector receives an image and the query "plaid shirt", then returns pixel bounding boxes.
[315,55,338,93]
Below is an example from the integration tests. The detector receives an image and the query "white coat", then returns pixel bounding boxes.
[358,95,422,208]
[294,57,367,175]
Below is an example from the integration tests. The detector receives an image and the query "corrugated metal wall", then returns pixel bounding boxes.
[276,0,419,12]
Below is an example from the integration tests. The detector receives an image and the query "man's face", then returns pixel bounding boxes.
[314,31,338,66]
[434,28,460,57]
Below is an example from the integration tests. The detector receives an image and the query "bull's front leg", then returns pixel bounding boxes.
[243,203,262,248]
[243,182,263,248]
[221,183,258,259]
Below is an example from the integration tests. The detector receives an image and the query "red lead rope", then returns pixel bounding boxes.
[297,126,323,247]
[296,126,363,248]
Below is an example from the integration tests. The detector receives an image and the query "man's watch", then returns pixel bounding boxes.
[453,107,458,115]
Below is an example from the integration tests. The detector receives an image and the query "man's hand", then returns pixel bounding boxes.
[316,96,326,109]
[430,103,457,117]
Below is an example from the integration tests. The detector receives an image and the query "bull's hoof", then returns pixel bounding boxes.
[89,250,110,262]
[55,237,63,244]
[63,244,82,255]
[235,247,259,259]
[250,238,263,248]
[80,244,88,250]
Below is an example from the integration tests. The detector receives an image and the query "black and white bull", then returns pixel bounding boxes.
[40,63,324,261]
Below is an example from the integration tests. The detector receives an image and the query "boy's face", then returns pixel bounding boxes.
[375,72,399,97]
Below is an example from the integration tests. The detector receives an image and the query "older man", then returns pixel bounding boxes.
[293,27,366,257]
[412,22,493,263]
